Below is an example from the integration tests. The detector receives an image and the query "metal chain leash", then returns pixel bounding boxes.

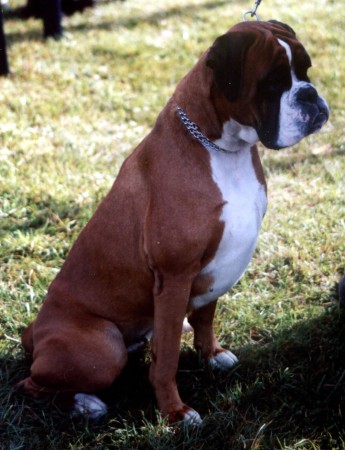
[243,0,262,21]
[177,107,229,154]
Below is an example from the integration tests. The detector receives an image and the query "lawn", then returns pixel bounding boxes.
[0,0,345,448]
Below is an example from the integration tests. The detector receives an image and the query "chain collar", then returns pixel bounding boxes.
[177,106,229,154]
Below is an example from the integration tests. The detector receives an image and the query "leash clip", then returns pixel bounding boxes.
[243,0,261,21]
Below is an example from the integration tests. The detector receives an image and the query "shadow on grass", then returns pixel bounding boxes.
[1,293,345,449]
[232,306,345,448]
[1,190,103,241]
[263,145,345,175]
[4,0,233,46]
[66,0,233,33]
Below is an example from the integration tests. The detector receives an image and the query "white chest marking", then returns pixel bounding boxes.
[214,118,259,153]
[190,145,267,309]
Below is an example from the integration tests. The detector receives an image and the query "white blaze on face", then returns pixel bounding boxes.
[275,38,328,148]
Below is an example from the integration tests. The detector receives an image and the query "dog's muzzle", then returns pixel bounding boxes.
[273,81,330,149]
[295,84,329,134]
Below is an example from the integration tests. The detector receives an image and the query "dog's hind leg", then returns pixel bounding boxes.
[188,300,238,370]
[19,317,128,418]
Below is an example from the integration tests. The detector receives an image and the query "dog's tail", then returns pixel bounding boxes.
[16,376,76,412]
[21,321,34,355]
[16,376,49,398]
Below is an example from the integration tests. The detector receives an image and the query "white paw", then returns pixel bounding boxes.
[182,318,193,333]
[73,393,107,419]
[209,350,238,371]
[183,408,203,426]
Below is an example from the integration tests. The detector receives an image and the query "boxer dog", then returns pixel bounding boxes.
[18,20,329,425]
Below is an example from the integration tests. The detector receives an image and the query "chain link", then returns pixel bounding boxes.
[243,0,261,21]
[177,107,229,154]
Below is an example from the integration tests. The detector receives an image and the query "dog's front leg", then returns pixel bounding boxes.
[188,300,238,370]
[149,275,202,425]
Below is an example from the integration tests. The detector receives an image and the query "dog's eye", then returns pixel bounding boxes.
[266,72,281,85]
[262,69,291,94]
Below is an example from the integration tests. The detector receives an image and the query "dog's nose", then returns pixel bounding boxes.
[296,84,318,103]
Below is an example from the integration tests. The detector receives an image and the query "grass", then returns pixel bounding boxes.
[0,0,345,448]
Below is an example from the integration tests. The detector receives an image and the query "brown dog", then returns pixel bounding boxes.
[19,20,329,425]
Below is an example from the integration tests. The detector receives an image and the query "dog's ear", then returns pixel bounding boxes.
[205,32,256,102]
[268,20,296,36]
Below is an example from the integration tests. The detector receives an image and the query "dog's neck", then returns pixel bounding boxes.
[177,106,229,153]
[173,58,259,154]
[177,105,259,154]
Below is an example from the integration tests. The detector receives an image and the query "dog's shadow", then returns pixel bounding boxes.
[2,288,345,446]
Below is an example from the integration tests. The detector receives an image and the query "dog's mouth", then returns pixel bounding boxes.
[309,109,329,134]
[302,92,330,135]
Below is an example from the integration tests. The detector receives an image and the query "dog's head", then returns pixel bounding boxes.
[206,20,329,149]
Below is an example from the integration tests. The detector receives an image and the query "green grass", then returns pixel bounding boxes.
[1,0,345,448]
